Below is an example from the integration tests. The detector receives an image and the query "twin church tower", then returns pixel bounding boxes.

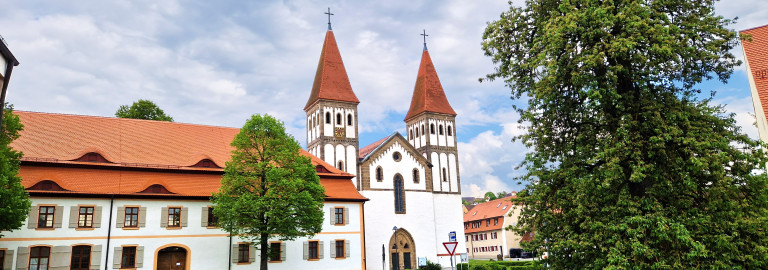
[303,15,465,269]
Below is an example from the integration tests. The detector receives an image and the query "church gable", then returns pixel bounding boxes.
[359,133,432,192]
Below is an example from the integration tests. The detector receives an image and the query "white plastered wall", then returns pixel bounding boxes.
[367,141,427,191]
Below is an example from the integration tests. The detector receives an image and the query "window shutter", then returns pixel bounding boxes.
[160,207,168,228]
[280,243,286,261]
[69,206,79,228]
[116,207,125,228]
[15,247,28,270]
[201,207,209,227]
[330,209,335,225]
[344,207,349,225]
[112,247,122,269]
[136,246,144,268]
[330,241,336,258]
[27,206,37,229]
[139,207,147,227]
[181,207,188,227]
[318,241,324,259]
[231,244,238,263]
[54,206,64,228]
[94,206,102,228]
[345,240,350,258]
[51,245,71,268]
[302,242,308,260]
[90,245,102,270]
[248,244,255,263]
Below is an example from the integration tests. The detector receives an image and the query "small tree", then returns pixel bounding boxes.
[212,114,325,270]
[0,105,30,237]
[484,191,498,201]
[115,99,173,121]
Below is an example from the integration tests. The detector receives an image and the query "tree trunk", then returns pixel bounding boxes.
[260,233,269,270]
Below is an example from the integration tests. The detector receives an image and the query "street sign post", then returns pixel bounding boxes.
[460,253,468,270]
[443,242,459,270]
[449,231,457,242]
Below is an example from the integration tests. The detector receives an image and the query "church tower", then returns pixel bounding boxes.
[404,42,460,194]
[304,26,360,181]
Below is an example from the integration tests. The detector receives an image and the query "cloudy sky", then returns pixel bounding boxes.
[1,0,767,197]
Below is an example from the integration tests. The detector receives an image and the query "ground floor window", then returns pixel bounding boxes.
[121,247,136,268]
[308,241,319,259]
[70,245,91,270]
[335,240,345,258]
[269,242,281,262]
[29,246,50,270]
[0,249,5,270]
[238,244,250,263]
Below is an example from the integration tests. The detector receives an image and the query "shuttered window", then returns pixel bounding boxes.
[334,208,344,224]
[38,207,55,228]
[29,246,50,270]
[269,242,281,262]
[308,241,319,259]
[168,208,181,227]
[238,244,249,263]
[70,245,91,270]
[124,207,138,228]
[78,207,94,228]
[335,240,344,258]
[121,247,136,268]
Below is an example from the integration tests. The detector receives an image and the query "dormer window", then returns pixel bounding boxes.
[473,211,477,216]
[502,205,508,210]
[191,159,220,168]
[28,180,67,191]
[73,152,110,163]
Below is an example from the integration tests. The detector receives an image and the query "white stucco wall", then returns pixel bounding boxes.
[366,142,427,191]
[0,198,365,270]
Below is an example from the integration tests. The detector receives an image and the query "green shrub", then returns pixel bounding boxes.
[472,264,493,270]
[457,263,469,270]
[418,260,442,270]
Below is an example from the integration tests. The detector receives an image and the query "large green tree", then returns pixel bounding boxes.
[115,99,174,121]
[0,105,30,237]
[483,0,768,268]
[212,114,325,270]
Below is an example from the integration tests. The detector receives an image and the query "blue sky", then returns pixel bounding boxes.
[1,0,767,197]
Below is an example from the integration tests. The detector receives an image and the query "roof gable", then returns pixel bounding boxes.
[742,24,768,127]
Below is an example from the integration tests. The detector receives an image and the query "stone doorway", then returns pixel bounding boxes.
[156,246,187,270]
[389,228,416,270]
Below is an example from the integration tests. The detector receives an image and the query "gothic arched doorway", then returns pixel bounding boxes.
[156,245,188,270]
[389,228,416,270]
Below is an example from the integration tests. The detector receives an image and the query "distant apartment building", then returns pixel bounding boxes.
[462,195,527,259]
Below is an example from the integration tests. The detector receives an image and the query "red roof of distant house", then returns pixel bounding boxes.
[463,196,518,233]
[404,49,456,121]
[12,111,365,201]
[742,24,768,124]
[304,30,359,110]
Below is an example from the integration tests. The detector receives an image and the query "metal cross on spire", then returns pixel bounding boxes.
[421,29,429,51]
[325,7,334,31]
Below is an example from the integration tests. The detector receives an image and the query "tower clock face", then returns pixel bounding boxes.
[334,127,346,138]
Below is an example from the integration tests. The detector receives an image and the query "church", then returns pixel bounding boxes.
[304,26,466,269]
[0,22,465,270]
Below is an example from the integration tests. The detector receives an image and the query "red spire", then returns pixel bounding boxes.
[404,50,456,121]
[304,30,359,110]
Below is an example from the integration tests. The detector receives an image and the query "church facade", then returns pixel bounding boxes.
[304,28,466,270]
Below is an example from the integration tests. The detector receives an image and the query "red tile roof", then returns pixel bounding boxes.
[742,24,768,124]
[12,111,364,200]
[463,196,517,233]
[304,30,360,110]
[404,49,456,121]
[358,135,391,159]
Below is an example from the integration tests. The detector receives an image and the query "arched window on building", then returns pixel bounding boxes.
[325,112,331,124]
[430,124,435,134]
[447,126,453,136]
[347,114,353,126]
[337,161,344,171]
[394,174,405,213]
[412,169,419,183]
[421,124,425,135]
[439,125,444,135]
[442,168,448,182]
[409,129,413,140]
[336,113,342,125]
[376,166,383,182]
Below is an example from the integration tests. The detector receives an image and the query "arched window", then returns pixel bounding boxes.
[421,124,425,135]
[447,126,453,136]
[325,112,331,124]
[337,161,344,171]
[376,166,383,182]
[430,124,435,134]
[336,113,342,125]
[413,169,419,183]
[394,174,405,213]
[347,114,353,126]
[409,129,413,140]
[442,168,448,182]
[439,125,444,135]
[415,128,419,137]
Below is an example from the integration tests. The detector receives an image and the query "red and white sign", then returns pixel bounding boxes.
[443,242,458,256]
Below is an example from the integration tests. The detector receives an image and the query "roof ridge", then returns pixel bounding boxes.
[15,110,241,130]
